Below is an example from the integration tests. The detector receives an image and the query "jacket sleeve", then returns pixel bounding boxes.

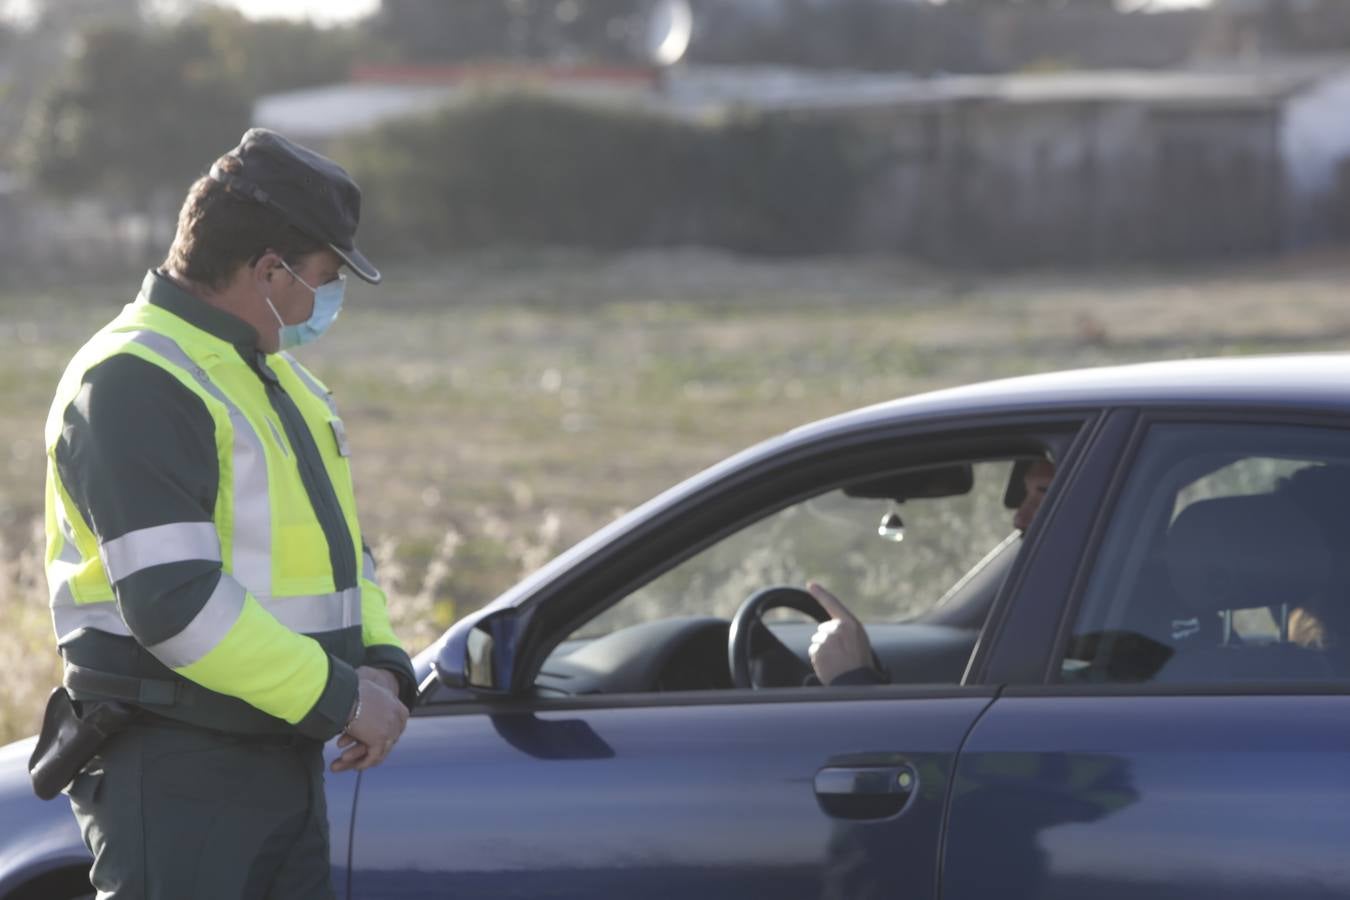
[359,542,418,708]
[56,354,358,740]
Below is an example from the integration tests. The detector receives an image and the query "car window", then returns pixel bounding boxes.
[576,458,1017,639]
[1063,423,1350,685]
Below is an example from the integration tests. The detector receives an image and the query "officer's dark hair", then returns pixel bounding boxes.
[162,155,323,292]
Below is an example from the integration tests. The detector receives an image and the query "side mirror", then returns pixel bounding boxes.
[433,607,521,694]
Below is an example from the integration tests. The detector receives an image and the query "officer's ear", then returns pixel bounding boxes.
[249,250,284,288]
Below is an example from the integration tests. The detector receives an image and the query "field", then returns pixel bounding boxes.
[0,247,1346,742]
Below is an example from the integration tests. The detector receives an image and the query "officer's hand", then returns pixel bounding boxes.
[356,665,401,697]
[330,677,408,773]
[331,732,368,772]
[331,668,407,774]
[806,581,876,685]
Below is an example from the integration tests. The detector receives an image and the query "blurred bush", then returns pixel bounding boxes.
[18,9,371,209]
[20,23,250,204]
[337,91,869,258]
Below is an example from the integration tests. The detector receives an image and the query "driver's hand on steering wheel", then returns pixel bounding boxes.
[806,581,878,685]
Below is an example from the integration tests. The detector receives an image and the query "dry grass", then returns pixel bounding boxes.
[0,247,1348,742]
[0,521,63,743]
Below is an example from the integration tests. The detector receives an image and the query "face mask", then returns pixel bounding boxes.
[265,261,346,350]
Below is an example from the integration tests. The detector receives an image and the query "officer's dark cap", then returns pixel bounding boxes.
[208,128,381,284]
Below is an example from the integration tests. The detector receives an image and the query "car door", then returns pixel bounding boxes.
[345,415,1095,899]
[944,411,1350,900]
[349,691,990,899]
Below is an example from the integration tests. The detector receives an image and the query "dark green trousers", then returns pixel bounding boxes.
[67,719,335,899]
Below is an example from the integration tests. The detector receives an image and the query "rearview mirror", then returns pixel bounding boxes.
[845,463,973,502]
[433,607,521,694]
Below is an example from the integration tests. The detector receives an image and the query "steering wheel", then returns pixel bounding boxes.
[728,586,831,689]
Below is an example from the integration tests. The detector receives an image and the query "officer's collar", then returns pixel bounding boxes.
[139,269,261,353]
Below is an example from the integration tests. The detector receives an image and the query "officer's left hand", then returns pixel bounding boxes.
[331,667,407,773]
[356,665,400,697]
[332,732,370,772]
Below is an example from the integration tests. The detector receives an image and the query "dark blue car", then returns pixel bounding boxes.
[4,354,1350,899]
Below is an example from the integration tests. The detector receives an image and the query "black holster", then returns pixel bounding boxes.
[28,687,136,801]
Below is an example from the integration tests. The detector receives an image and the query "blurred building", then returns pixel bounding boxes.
[804,62,1350,265]
[1207,0,1350,58]
[254,63,662,153]
[686,1,1210,73]
[669,61,1350,265]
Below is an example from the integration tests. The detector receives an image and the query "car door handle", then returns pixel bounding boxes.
[814,764,918,820]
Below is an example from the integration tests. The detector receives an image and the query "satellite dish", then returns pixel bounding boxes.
[641,0,693,67]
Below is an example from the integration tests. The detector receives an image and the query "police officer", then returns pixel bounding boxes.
[43,129,414,898]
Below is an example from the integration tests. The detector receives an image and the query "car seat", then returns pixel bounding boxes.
[1158,491,1337,683]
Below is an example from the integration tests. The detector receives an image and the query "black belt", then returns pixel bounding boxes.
[64,662,181,706]
[135,710,318,749]
[63,663,317,749]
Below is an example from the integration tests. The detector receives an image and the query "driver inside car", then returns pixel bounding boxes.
[807,460,1056,685]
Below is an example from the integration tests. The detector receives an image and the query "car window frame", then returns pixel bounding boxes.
[1022,405,1350,696]
[419,411,1099,713]
[969,407,1138,685]
[576,456,1027,638]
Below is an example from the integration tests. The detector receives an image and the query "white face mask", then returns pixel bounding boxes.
[265,260,346,350]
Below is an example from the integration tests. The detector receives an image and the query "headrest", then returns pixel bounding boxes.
[1166,493,1330,616]
[1279,465,1350,544]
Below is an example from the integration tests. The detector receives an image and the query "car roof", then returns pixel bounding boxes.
[805,353,1350,437]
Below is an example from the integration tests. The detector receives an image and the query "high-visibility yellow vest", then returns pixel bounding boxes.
[44,292,401,729]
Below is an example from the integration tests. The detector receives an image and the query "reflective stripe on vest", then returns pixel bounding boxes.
[144,576,246,668]
[50,506,112,645]
[54,586,363,654]
[55,504,80,550]
[123,330,273,597]
[99,522,221,583]
[53,596,129,643]
[50,531,103,644]
[268,587,361,633]
[285,357,338,415]
[52,527,81,568]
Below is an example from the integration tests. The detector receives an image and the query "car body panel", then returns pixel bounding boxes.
[0,738,87,897]
[943,693,1350,899]
[349,693,995,898]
